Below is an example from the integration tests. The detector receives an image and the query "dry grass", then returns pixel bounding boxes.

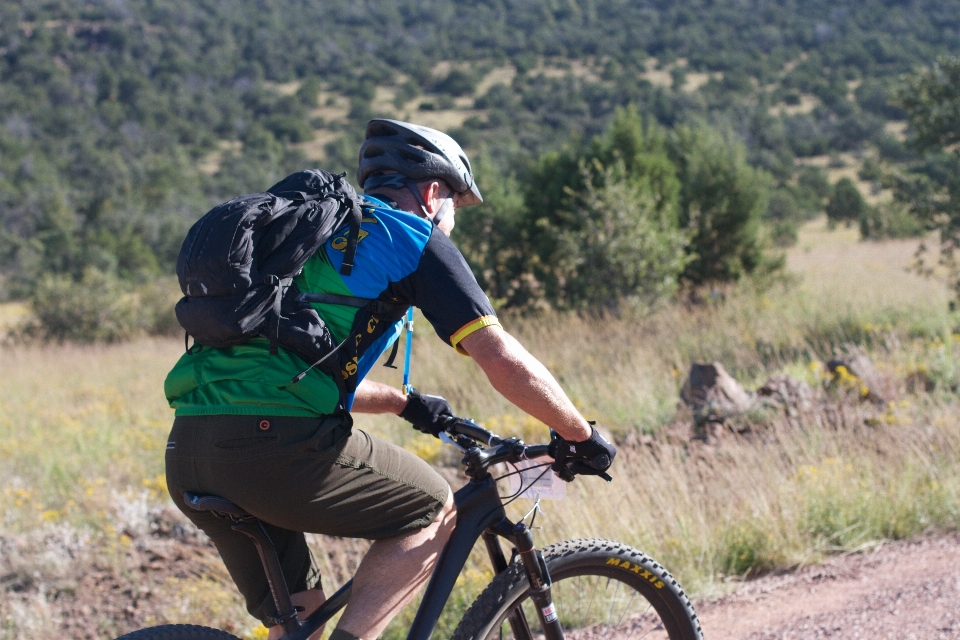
[4,219,960,638]
[642,58,720,93]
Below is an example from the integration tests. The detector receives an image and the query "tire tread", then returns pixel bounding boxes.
[115,624,242,640]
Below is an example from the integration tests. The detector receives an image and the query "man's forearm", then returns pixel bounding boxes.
[352,379,408,414]
[459,326,592,442]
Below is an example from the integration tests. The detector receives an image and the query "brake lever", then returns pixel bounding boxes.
[439,431,468,452]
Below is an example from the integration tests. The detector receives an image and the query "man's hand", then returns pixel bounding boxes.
[549,426,617,482]
[400,388,454,437]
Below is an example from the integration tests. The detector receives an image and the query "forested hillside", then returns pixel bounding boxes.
[2,0,959,311]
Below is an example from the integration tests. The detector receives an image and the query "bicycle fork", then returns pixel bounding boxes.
[484,521,565,640]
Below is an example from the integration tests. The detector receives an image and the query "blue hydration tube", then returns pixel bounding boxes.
[402,307,415,394]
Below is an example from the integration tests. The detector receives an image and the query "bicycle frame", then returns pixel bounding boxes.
[282,473,563,640]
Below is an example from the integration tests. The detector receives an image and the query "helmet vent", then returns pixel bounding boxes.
[399,149,426,163]
[368,122,399,137]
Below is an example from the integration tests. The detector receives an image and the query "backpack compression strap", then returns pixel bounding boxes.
[263,275,294,356]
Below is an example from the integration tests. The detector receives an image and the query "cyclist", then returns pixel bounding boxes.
[163,119,616,640]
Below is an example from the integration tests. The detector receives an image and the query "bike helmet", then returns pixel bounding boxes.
[357,119,483,209]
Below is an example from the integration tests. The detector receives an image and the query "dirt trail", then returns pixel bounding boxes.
[694,533,960,639]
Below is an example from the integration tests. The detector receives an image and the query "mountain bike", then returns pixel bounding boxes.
[117,418,702,640]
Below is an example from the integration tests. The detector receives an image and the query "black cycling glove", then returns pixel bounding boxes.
[399,388,455,438]
[549,425,617,482]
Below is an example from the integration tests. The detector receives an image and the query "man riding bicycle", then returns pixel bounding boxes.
[163,119,616,640]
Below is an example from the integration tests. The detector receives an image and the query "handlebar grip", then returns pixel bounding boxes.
[523,444,552,459]
[443,417,501,446]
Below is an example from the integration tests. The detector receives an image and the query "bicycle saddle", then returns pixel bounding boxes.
[183,492,252,518]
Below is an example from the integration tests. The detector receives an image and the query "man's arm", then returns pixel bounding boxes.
[352,379,407,414]
[351,326,592,443]
[458,324,592,443]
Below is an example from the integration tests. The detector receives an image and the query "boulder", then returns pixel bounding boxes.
[827,352,894,405]
[756,374,815,418]
[680,362,754,440]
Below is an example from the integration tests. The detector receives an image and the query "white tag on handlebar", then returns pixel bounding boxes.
[506,458,566,501]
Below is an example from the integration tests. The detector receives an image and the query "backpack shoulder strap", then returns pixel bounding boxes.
[334,174,362,276]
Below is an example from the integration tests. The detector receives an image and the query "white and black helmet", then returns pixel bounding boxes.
[357,119,482,208]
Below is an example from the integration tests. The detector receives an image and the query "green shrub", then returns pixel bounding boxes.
[522,106,687,308]
[719,522,782,577]
[859,202,924,240]
[24,269,140,343]
[551,161,692,309]
[826,177,867,227]
[434,68,478,97]
[771,220,799,247]
[17,270,182,344]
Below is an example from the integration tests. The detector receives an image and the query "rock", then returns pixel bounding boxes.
[827,352,894,405]
[756,374,814,418]
[905,368,935,393]
[680,362,754,440]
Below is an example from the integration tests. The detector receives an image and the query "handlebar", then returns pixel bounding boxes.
[440,416,552,477]
[441,416,613,483]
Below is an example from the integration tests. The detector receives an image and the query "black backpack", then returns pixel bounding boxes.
[175,169,385,385]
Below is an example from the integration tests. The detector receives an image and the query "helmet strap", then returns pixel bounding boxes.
[406,183,432,220]
[406,182,454,226]
[433,197,454,225]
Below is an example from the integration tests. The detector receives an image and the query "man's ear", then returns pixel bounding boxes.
[419,181,443,216]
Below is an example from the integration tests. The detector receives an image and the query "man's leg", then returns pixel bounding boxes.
[333,489,457,639]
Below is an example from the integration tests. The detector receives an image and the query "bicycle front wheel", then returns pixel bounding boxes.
[452,538,702,640]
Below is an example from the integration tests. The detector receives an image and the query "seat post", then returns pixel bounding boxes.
[231,519,302,636]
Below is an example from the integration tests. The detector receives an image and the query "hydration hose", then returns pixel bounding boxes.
[402,307,415,394]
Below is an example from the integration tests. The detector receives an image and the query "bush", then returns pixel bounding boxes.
[771,220,799,248]
[826,178,867,227]
[16,270,181,344]
[766,189,801,222]
[859,203,924,240]
[550,161,692,309]
[521,106,685,308]
[434,69,478,97]
[797,166,831,200]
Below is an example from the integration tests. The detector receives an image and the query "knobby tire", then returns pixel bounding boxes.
[115,624,241,640]
[452,538,702,640]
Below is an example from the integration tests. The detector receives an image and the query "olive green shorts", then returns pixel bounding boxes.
[165,412,449,624]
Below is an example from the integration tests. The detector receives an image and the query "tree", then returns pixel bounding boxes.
[551,160,691,309]
[451,154,536,309]
[891,57,960,296]
[826,178,867,228]
[522,106,685,308]
[667,124,773,285]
